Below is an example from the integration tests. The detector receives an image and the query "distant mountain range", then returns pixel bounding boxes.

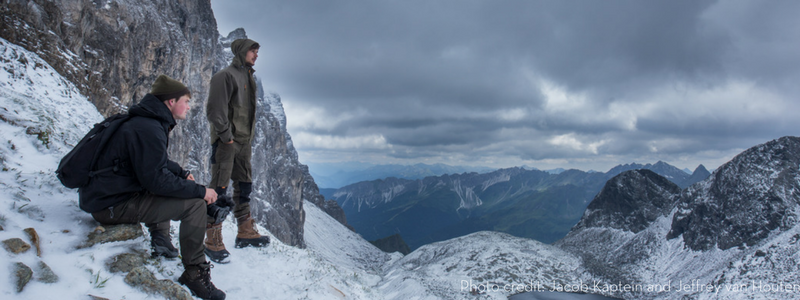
[329,161,711,250]
[309,162,494,188]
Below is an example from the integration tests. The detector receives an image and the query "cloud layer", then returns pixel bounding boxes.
[212,0,800,171]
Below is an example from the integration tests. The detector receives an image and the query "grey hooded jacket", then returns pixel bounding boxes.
[207,39,258,144]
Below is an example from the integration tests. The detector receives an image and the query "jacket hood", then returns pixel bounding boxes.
[231,38,259,69]
[129,94,177,128]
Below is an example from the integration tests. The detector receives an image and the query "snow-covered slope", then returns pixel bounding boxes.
[0,36,140,299]
[381,231,587,300]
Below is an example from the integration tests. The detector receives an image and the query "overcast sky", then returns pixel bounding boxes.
[210,0,800,172]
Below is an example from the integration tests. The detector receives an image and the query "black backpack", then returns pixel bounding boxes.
[56,113,132,188]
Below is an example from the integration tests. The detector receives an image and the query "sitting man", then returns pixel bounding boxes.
[78,75,225,300]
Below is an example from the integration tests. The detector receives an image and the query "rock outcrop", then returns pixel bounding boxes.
[303,165,351,230]
[668,136,800,250]
[0,0,221,117]
[557,169,682,285]
[13,262,33,293]
[557,136,800,299]
[572,169,681,233]
[2,237,31,254]
[79,224,144,249]
[369,234,411,255]
[125,266,193,300]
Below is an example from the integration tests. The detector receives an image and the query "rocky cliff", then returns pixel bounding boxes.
[557,169,682,286]
[1,0,345,247]
[668,136,800,251]
[572,169,681,233]
[607,161,707,188]
[557,136,800,299]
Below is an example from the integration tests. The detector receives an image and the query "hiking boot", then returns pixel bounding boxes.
[204,223,230,264]
[150,230,179,259]
[235,213,270,248]
[178,262,225,300]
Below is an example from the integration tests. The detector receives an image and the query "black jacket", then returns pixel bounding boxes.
[79,94,206,213]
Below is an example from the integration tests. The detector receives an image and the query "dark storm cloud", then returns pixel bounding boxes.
[212,0,800,171]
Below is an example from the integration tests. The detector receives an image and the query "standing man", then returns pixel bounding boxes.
[80,75,226,300]
[205,38,270,263]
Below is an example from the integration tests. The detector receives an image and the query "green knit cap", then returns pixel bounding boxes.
[151,75,190,101]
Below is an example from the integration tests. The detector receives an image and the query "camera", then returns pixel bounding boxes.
[207,195,235,224]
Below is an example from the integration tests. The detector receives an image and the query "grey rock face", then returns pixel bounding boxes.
[607,161,710,188]
[668,136,800,250]
[556,136,800,299]
[573,169,681,233]
[557,169,682,285]
[250,88,307,247]
[302,164,351,230]
[0,0,222,117]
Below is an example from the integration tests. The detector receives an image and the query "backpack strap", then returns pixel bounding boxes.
[88,159,121,177]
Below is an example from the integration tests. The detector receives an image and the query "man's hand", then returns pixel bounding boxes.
[204,188,218,205]
[186,174,195,181]
[225,139,234,144]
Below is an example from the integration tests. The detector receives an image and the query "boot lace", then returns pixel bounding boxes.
[207,225,224,247]
[200,264,217,292]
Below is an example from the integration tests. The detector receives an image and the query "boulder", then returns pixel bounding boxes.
[3,238,31,254]
[107,252,147,273]
[124,266,193,300]
[79,224,143,249]
[13,262,33,292]
[24,227,41,256]
[36,261,59,283]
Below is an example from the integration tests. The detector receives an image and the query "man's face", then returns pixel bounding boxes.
[245,48,258,66]
[168,95,192,120]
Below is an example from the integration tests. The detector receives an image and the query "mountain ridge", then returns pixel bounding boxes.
[309,162,494,188]
[332,160,711,250]
[556,136,800,299]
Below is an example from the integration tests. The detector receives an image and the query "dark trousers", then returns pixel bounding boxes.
[209,140,253,222]
[92,193,207,266]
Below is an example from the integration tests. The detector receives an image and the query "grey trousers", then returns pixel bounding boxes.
[209,139,252,188]
[92,193,207,266]
[209,139,254,221]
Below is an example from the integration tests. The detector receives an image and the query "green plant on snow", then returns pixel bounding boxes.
[89,269,110,289]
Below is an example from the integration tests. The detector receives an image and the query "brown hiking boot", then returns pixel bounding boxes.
[204,223,230,263]
[235,213,270,248]
[178,262,225,300]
